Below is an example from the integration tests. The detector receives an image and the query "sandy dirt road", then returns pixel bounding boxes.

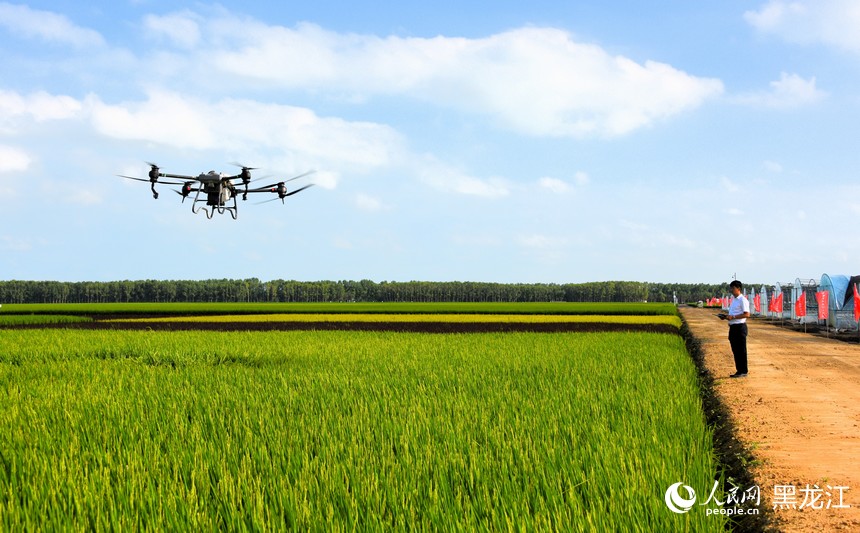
[681,307,860,532]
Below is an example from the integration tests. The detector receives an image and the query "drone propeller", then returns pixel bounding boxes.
[118,174,151,183]
[117,174,186,186]
[172,181,199,203]
[229,162,259,171]
[227,163,258,181]
[253,183,315,204]
[284,183,315,197]
[285,170,316,182]
[253,197,282,205]
[247,170,316,192]
[144,162,161,181]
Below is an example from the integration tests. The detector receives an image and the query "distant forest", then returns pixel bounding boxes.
[0,279,729,305]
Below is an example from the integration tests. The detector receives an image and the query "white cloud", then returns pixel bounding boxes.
[40,181,102,206]
[763,160,783,173]
[0,87,403,190]
[355,193,384,211]
[745,0,860,54]
[0,2,104,47]
[719,176,739,193]
[306,170,338,190]
[735,72,826,108]
[86,91,217,150]
[744,1,807,32]
[617,219,696,250]
[0,235,32,251]
[418,157,509,197]
[538,172,588,193]
[619,219,648,233]
[0,90,83,124]
[1,6,724,140]
[144,11,202,48]
[538,177,572,194]
[84,90,403,171]
[0,145,30,173]
[184,19,723,138]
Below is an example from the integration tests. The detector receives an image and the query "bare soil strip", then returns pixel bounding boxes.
[681,307,860,532]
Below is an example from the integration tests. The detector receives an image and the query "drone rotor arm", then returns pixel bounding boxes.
[245,183,282,192]
[159,172,196,180]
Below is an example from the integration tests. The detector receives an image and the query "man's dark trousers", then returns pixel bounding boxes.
[728,323,748,374]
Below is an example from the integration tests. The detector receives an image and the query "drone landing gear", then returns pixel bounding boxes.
[190,189,238,219]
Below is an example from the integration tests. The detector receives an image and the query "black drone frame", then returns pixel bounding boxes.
[118,163,315,220]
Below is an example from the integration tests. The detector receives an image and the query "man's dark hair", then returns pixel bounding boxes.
[729,280,743,290]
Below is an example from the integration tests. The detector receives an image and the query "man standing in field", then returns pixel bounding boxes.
[722,280,750,378]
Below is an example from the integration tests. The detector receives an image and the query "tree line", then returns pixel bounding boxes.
[0,279,728,305]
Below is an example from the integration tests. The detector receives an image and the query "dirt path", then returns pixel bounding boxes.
[681,307,860,532]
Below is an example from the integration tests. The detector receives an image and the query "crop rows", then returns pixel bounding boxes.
[109,313,682,328]
[0,314,92,326]
[0,328,722,531]
[1,301,679,317]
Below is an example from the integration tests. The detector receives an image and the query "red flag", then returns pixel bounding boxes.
[816,291,829,320]
[754,294,761,313]
[795,292,807,317]
[854,283,860,323]
[774,293,783,314]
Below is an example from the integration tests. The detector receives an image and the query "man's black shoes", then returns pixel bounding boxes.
[729,372,748,378]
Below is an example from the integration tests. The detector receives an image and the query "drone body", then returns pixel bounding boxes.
[118,163,314,219]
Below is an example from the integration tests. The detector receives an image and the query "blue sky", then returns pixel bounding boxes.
[1,1,859,284]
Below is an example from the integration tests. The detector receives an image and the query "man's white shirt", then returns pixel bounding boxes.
[728,295,750,325]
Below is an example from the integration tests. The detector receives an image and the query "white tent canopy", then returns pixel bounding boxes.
[792,278,818,323]
[818,273,858,330]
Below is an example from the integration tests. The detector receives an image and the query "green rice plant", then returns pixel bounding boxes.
[108,313,683,328]
[0,314,92,326]
[0,329,722,531]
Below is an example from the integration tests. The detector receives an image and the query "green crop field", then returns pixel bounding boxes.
[0,314,92,326]
[0,301,679,317]
[0,324,724,531]
[108,312,682,328]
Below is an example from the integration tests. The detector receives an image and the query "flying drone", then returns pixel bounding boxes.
[118,163,314,219]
